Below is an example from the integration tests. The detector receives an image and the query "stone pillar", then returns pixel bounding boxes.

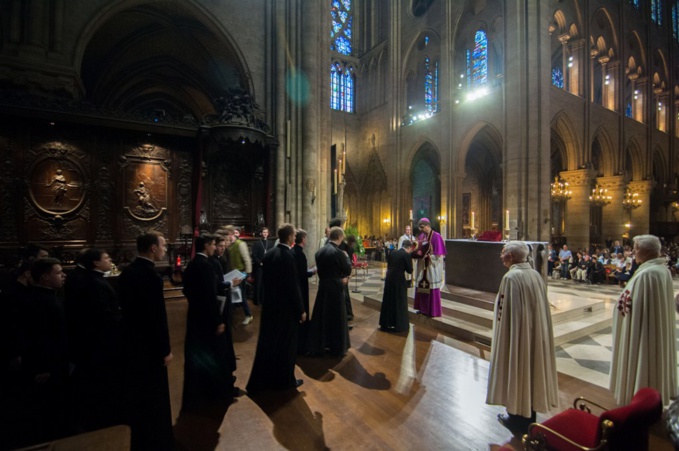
[598,175,626,241]
[301,0,321,253]
[503,1,551,241]
[627,180,655,237]
[561,169,593,250]
[25,0,47,53]
[452,172,466,238]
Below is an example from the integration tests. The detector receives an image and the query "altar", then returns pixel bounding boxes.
[445,239,548,293]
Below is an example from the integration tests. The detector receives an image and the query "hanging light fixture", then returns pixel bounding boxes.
[589,184,612,207]
[622,187,642,210]
[550,176,572,203]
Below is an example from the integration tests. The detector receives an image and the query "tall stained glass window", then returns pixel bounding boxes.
[673,2,679,40]
[330,62,355,112]
[552,67,564,88]
[424,57,439,113]
[330,1,354,112]
[652,0,663,26]
[468,30,488,89]
[330,0,352,55]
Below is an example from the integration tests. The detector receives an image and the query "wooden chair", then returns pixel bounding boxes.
[522,388,662,451]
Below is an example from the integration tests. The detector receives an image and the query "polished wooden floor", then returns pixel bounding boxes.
[164,286,675,451]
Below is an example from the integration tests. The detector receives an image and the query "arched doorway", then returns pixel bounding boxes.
[410,143,441,231]
[461,126,502,237]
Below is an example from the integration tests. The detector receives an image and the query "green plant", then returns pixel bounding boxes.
[344,224,365,256]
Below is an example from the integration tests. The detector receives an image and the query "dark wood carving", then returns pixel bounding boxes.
[28,156,86,216]
[0,138,18,242]
[95,165,115,242]
[119,142,171,240]
[176,153,193,240]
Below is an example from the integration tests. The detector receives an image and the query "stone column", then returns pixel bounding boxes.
[301,0,321,252]
[598,175,626,241]
[561,169,593,250]
[627,180,655,237]
[503,1,551,241]
[452,172,466,238]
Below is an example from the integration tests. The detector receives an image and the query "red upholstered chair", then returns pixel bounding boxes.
[522,387,662,451]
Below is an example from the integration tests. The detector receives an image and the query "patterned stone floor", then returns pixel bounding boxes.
[321,262,679,389]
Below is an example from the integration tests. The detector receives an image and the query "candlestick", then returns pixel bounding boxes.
[342,148,346,174]
[471,212,475,229]
[505,210,510,229]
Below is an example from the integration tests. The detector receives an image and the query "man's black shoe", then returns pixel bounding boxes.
[497,413,531,436]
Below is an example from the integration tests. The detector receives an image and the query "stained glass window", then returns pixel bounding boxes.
[424,57,439,113]
[625,102,633,118]
[330,0,352,55]
[629,0,640,8]
[331,63,341,110]
[552,67,564,89]
[344,67,354,113]
[330,62,354,112]
[468,30,488,88]
[652,0,663,26]
[673,2,679,40]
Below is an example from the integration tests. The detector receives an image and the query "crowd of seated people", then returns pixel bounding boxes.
[547,240,639,286]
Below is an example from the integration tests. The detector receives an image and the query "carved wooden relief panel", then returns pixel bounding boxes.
[29,156,86,216]
[24,140,90,242]
[119,143,171,240]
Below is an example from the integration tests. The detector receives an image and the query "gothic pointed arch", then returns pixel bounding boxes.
[624,138,644,181]
[458,123,503,234]
[409,141,441,226]
[590,126,615,176]
[550,112,580,170]
[76,0,253,121]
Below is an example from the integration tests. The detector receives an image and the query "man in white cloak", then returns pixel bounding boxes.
[610,234,677,406]
[486,241,559,436]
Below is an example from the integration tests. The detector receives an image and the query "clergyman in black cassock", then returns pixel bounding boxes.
[307,227,353,357]
[247,224,306,394]
[67,249,123,432]
[118,232,174,451]
[379,241,414,332]
[182,235,236,408]
[251,227,273,305]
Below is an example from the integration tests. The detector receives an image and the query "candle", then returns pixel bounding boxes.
[471,212,475,229]
[505,210,510,229]
[342,149,346,174]
[333,169,337,194]
[409,209,413,220]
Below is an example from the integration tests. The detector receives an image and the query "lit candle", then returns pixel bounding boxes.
[505,210,510,229]
[471,212,475,229]
[409,209,413,220]
[342,148,346,174]
[333,169,337,194]
[339,157,343,176]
